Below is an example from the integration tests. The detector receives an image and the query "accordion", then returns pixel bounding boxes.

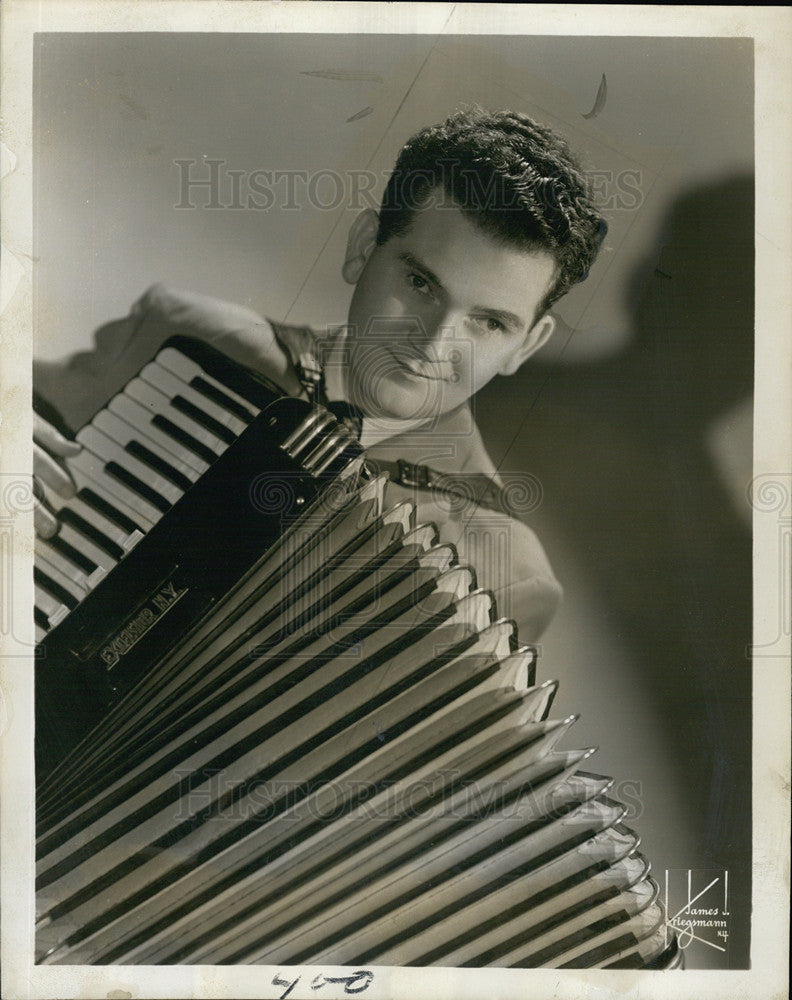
[34,337,681,969]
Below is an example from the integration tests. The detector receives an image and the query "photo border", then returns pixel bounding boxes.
[2,4,789,998]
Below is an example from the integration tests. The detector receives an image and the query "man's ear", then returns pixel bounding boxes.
[342,209,380,284]
[498,313,556,376]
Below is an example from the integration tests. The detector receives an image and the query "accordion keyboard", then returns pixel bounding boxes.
[34,346,266,640]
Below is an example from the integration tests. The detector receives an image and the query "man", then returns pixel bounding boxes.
[33,107,606,642]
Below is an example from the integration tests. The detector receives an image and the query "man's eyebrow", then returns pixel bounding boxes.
[397,251,444,290]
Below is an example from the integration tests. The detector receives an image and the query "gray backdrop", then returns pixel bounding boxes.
[33,32,754,969]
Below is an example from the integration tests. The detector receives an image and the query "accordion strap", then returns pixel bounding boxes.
[269,321,324,401]
[372,458,529,518]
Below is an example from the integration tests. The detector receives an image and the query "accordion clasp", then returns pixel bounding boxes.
[396,458,434,489]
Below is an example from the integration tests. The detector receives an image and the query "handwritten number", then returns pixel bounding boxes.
[274,969,373,996]
[272,973,300,999]
[323,970,375,993]
[342,970,375,993]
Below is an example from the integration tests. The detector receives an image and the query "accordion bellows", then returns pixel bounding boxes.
[34,338,680,969]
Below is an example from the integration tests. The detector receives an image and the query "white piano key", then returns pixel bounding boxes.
[65,451,160,531]
[35,539,88,604]
[125,379,227,457]
[40,529,103,585]
[35,539,91,598]
[106,396,209,476]
[34,567,80,613]
[77,426,184,507]
[56,521,115,582]
[92,410,202,487]
[156,347,260,417]
[36,622,48,643]
[140,362,249,437]
[74,494,145,554]
[35,584,70,629]
[37,480,140,554]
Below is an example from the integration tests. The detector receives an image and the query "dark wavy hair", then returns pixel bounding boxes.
[377,107,607,317]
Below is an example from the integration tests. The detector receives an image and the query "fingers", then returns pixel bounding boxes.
[34,498,59,539]
[33,413,81,458]
[34,442,76,499]
[32,416,80,539]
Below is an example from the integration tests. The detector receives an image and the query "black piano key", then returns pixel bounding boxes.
[54,521,115,580]
[189,376,255,424]
[143,363,248,438]
[105,461,172,515]
[126,378,227,459]
[68,449,157,529]
[58,509,125,562]
[35,605,51,631]
[39,480,136,553]
[35,540,91,598]
[171,395,237,445]
[47,534,99,576]
[78,426,183,508]
[34,566,80,611]
[151,415,218,466]
[95,405,205,480]
[34,584,69,629]
[159,336,282,411]
[124,441,193,493]
[157,346,260,418]
[77,488,142,537]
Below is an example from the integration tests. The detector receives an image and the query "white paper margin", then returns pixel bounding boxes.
[1,4,789,999]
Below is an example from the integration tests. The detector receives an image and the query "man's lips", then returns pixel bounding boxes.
[387,348,454,381]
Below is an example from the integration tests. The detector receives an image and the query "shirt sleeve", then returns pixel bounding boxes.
[382,478,563,643]
[367,408,561,640]
[32,283,301,433]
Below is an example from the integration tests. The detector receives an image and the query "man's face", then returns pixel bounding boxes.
[342,195,557,421]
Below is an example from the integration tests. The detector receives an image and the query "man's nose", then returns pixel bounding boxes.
[412,315,459,361]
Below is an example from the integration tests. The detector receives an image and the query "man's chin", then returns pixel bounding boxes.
[352,377,457,423]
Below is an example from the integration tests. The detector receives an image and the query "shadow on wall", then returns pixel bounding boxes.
[475,174,754,968]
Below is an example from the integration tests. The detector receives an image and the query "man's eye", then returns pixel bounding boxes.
[473,316,506,334]
[407,273,431,295]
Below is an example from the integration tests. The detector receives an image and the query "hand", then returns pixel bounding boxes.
[33,413,81,538]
